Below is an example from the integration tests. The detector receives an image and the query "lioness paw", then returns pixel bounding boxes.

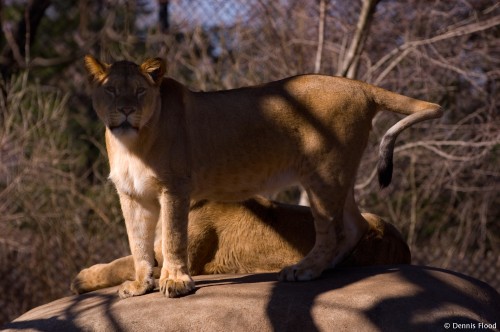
[118,279,154,299]
[278,263,323,282]
[159,274,195,298]
[70,275,89,294]
[70,267,98,294]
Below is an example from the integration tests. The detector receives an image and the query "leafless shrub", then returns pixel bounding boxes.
[0,73,128,323]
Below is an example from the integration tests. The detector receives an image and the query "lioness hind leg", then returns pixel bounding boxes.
[279,176,347,281]
[329,186,369,267]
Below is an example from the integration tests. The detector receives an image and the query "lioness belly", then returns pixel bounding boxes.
[191,168,298,201]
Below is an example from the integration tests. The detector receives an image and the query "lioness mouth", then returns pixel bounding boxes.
[109,121,138,132]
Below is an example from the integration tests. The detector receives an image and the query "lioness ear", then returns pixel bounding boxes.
[140,58,166,85]
[84,55,109,83]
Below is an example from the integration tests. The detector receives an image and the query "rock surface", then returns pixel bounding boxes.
[4,265,500,332]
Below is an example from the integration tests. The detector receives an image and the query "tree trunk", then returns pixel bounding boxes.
[0,0,51,78]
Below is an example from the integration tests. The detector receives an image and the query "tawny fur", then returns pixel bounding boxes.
[71,197,410,294]
[84,55,441,298]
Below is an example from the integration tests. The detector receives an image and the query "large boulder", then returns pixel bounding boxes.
[4,265,499,332]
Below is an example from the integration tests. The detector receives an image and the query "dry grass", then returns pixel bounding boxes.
[0,73,128,323]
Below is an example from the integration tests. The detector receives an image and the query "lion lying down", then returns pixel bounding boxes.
[71,196,410,294]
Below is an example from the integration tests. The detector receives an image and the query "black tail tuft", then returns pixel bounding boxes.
[377,150,393,188]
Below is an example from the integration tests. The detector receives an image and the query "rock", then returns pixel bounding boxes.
[4,265,499,332]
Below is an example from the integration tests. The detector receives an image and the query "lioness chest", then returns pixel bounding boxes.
[108,144,159,199]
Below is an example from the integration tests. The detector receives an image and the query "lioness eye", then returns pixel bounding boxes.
[105,86,116,94]
[136,87,146,96]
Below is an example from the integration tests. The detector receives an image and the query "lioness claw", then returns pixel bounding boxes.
[159,278,195,298]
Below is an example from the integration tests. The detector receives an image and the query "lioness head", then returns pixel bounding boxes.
[84,55,166,139]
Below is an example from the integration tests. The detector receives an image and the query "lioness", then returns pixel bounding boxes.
[71,196,410,294]
[84,55,441,298]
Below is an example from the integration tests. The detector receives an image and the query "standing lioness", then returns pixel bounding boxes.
[85,55,441,298]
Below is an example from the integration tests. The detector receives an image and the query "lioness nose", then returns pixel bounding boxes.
[118,107,136,115]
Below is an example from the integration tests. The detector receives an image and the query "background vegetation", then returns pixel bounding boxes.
[0,0,498,324]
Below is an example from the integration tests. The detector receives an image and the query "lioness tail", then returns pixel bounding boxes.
[370,86,443,188]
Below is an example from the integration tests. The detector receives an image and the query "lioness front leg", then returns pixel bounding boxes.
[117,193,158,298]
[158,189,195,298]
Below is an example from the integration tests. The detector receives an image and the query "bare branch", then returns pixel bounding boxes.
[368,15,500,82]
[394,141,493,162]
[337,0,381,78]
[314,0,327,73]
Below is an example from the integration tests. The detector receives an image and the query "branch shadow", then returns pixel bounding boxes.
[363,265,500,332]
[191,265,500,331]
[3,266,499,331]
[2,289,121,331]
[263,265,500,332]
[265,266,392,331]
